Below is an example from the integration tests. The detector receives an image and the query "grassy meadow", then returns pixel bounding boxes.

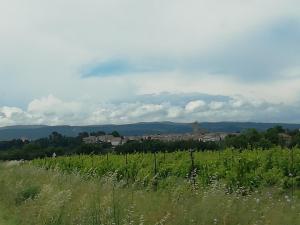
[0,148,299,225]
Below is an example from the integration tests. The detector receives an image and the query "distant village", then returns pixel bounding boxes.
[83,122,233,146]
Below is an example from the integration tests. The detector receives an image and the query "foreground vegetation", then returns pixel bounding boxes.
[1,147,300,224]
[32,148,300,190]
[0,162,299,225]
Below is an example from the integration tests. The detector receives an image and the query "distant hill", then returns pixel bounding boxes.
[0,122,300,141]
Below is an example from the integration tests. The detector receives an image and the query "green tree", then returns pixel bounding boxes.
[111,131,121,137]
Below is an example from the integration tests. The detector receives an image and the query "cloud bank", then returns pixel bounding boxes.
[0,0,300,126]
[1,94,299,127]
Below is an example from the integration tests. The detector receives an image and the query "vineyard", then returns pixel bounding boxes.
[1,148,300,225]
[32,147,300,190]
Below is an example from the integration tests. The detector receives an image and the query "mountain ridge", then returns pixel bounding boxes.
[1,121,300,141]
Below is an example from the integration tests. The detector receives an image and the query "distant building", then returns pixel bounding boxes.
[83,135,125,146]
[21,137,30,142]
[98,135,115,143]
[110,137,123,146]
[83,136,99,144]
[125,136,142,142]
[83,131,232,146]
[278,133,292,145]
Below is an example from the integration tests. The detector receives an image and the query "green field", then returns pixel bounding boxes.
[0,148,300,225]
[32,148,300,190]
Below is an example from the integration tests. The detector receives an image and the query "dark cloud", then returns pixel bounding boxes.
[199,18,300,82]
[81,19,300,83]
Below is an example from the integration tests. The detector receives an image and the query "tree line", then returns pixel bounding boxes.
[0,131,112,160]
[1,126,300,160]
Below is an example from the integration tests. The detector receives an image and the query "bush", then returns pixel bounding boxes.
[15,185,40,205]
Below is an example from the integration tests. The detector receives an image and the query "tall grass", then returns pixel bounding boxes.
[0,162,299,225]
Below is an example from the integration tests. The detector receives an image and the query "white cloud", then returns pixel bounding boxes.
[209,102,225,110]
[167,106,183,119]
[0,106,23,118]
[185,100,206,113]
[0,106,29,126]
[28,95,81,115]
[281,66,300,78]
[1,93,300,126]
[230,97,245,108]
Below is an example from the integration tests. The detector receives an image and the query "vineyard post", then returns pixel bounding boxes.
[291,147,295,199]
[152,151,158,190]
[189,149,196,187]
[154,151,157,175]
[106,153,109,161]
[231,147,234,169]
[125,153,128,184]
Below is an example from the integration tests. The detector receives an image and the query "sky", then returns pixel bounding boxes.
[0,0,300,126]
